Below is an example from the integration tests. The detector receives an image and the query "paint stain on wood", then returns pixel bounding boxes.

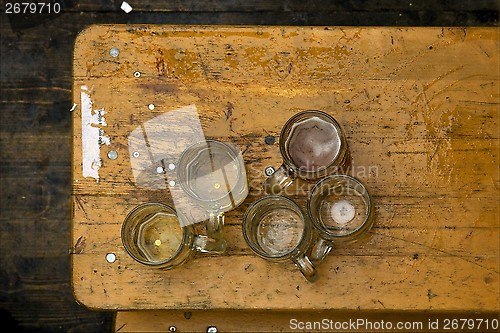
[71,236,87,254]
[155,49,166,76]
[427,289,438,301]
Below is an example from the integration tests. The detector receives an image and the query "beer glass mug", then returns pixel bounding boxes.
[265,110,350,195]
[121,203,225,269]
[242,196,319,282]
[177,140,249,251]
[307,175,374,265]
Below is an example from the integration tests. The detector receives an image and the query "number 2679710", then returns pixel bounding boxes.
[5,2,61,14]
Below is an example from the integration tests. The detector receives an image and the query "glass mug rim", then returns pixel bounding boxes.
[279,110,347,177]
[121,202,192,266]
[307,174,373,240]
[242,195,309,260]
[177,139,245,203]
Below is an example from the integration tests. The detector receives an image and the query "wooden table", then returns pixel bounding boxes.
[71,25,499,329]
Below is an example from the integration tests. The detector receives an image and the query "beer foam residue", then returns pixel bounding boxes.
[287,116,341,171]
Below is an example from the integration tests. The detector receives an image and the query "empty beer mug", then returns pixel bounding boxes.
[121,203,225,270]
[242,196,319,282]
[265,110,350,195]
[177,140,249,250]
[307,175,374,265]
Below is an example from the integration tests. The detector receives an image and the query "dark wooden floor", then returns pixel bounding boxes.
[0,1,498,332]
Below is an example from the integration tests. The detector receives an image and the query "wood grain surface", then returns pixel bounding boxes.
[1,2,499,332]
[113,309,500,332]
[71,26,499,311]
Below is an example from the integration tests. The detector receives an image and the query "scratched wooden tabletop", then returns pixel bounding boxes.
[71,25,499,311]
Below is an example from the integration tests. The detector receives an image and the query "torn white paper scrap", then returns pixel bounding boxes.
[81,86,110,180]
[120,1,133,13]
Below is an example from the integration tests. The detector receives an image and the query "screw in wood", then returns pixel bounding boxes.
[109,48,119,57]
[107,150,118,160]
[264,135,275,145]
[105,253,116,263]
[264,166,275,176]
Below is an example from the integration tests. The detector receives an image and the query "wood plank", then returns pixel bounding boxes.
[114,310,500,333]
[71,194,499,228]
[70,207,500,258]
[0,132,70,162]
[74,255,499,311]
[0,14,113,333]
[71,26,499,311]
[67,1,500,12]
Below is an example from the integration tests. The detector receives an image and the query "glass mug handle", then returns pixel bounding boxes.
[193,210,227,254]
[309,238,333,266]
[292,254,319,283]
[264,164,295,195]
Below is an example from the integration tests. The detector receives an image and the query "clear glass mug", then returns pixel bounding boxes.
[265,110,350,195]
[121,203,225,270]
[307,175,374,265]
[242,196,319,282]
[177,140,249,251]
